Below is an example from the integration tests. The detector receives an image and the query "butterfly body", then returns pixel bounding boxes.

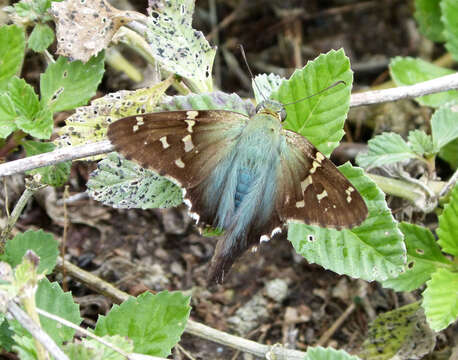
[108,99,368,283]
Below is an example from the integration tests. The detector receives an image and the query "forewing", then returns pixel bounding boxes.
[277,130,368,229]
[107,110,248,189]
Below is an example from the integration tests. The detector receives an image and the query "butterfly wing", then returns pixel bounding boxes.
[276,130,368,228]
[107,110,249,224]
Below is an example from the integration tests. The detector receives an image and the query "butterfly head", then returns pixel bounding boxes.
[255,100,287,122]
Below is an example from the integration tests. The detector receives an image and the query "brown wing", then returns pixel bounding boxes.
[107,110,248,187]
[276,130,368,229]
[108,110,249,224]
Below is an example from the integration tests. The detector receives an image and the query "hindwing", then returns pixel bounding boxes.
[276,130,368,228]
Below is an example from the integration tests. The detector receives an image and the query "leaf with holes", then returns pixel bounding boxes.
[271,49,352,157]
[253,73,284,104]
[356,132,416,169]
[87,152,182,209]
[95,291,190,357]
[360,303,435,360]
[40,52,105,113]
[390,57,458,108]
[382,223,452,291]
[54,79,171,158]
[146,0,215,92]
[288,163,405,282]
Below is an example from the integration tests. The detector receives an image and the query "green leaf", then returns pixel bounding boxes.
[441,0,458,61]
[8,0,52,22]
[5,230,59,274]
[54,80,171,157]
[11,335,37,360]
[36,278,82,345]
[437,184,458,256]
[0,317,15,352]
[5,77,41,121]
[288,163,406,282]
[272,49,352,157]
[356,132,416,169]
[390,57,458,108]
[16,107,53,140]
[305,346,361,360]
[431,105,458,149]
[0,25,25,83]
[439,138,458,169]
[146,0,215,92]
[23,141,71,186]
[360,302,435,360]
[422,268,458,331]
[28,23,55,53]
[87,152,182,209]
[95,291,191,357]
[253,73,284,104]
[40,52,105,113]
[382,223,452,291]
[407,130,436,156]
[414,0,445,42]
[0,94,18,138]
[65,335,133,360]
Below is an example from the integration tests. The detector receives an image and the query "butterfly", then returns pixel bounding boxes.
[107,97,368,283]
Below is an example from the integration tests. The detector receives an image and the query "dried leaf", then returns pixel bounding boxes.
[50,0,146,62]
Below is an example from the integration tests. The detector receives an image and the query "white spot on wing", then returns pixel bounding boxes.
[301,175,313,193]
[186,110,199,119]
[317,190,328,202]
[132,125,139,132]
[260,235,270,243]
[189,211,200,223]
[316,152,325,163]
[185,119,195,133]
[183,199,192,208]
[296,200,305,208]
[181,134,194,152]
[174,158,185,168]
[310,160,321,174]
[159,136,170,149]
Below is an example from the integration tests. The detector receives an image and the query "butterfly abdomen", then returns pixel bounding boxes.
[234,169,253,210]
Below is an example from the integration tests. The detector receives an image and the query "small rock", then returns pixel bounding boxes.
[228,294,269,335]
[265,278,288,302]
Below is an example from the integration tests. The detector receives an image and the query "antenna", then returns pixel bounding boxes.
[239,45,267,101]
[283,80,346,106]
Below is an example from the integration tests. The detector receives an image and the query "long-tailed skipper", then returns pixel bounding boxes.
[107,91,369,283]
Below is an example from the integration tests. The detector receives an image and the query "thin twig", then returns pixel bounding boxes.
[7,301,69,360]
[315,302,356,347]
[350,72,458,107]
[55,257,308,360]
[0,140,114,177]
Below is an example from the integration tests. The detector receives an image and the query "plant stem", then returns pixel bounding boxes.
[0,179,45,251]
[106,48,143,82]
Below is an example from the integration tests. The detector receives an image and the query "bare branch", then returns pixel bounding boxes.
[350,72,458,107]
[7,301,69,360]
[0,140,114,177]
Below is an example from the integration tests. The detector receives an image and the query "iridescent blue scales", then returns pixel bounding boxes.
[107,100,368,283]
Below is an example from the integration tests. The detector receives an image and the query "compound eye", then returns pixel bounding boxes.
[280,108,287,122]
